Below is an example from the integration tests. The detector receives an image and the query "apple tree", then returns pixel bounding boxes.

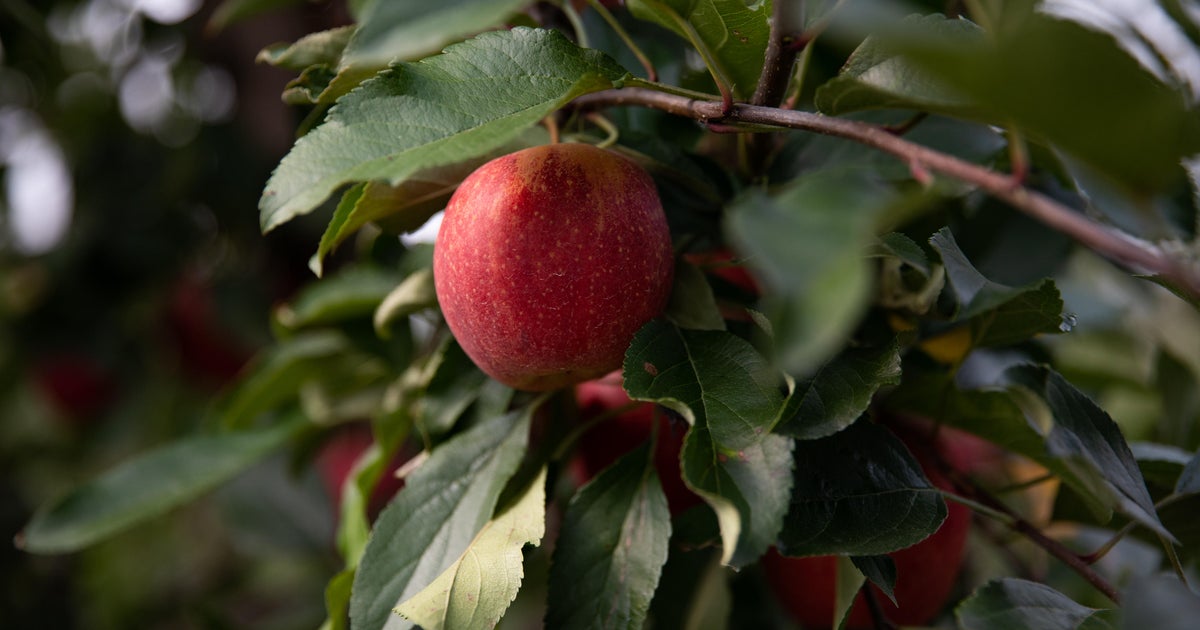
[18,0,1200,628]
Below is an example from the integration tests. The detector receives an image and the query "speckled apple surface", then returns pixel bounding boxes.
[434,143,674,391]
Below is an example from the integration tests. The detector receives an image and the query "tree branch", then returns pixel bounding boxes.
[959,472,1122,604]
[751,0,802,108]
[571,87,1200,301]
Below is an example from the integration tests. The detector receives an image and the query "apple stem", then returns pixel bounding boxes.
[543,115,561,144]
[586,113,620,148]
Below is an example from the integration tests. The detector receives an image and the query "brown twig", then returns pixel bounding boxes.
[570,87,1200,301]
[944,467,1122,604]
[746,0,803,175]
[751,0,803,108]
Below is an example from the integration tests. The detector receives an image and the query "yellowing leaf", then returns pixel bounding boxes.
[393,467,547,630]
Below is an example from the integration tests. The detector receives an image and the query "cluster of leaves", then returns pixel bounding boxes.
[19,0,1200,629]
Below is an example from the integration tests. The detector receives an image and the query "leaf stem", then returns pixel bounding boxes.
[939,489,1014,525]
[993,471,1057,495]
[586,113,620,148]
[559,0,589,49]
[569,87,1200,301]
[639,0,735,113]
[586,0,657,81]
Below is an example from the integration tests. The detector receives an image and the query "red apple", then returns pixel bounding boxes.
[762,426,973,629]
[433,143,674,391]
[571,372,702,515]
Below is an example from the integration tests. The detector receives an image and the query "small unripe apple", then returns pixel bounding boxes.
[762,425,973,629]
[434,143,674,391]
[571,372,701,515]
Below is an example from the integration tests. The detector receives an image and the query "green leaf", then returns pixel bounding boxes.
[258,26,357,71]
[778,420,947,556]
[277,267,401,329]
[374,268,437,338]
[18,419,299,554]
[349,404,532,630]
[930,228,1067,349]
[418,339,492,438]
[1007,364,1175,542]
[851,555,897,605]
[393,467,546,630]
[335,422,412,567]
[312,127,549,274]
[833,556,867,630]
[775,340,902,440]
[1138,274,1200,311]
[321,568,356,630]
[898,12,1200,196]
[1177,450,1200,495]
[220,331,349,429]
[1159,493,1200,553]
[886,368,1116,525]
[649,548,730,630]
[956,578,1114,630]
[815,14,982,117]
[726,169,896,376]
[623,320,792,567]
[546,443,671,630]
[260,28,629,232]
[1135,443,1196,491]
[342,0,529,68]
[665,259,726,331]
[1121,573,1200,630]
[1128,442,1193,489]
[874,231,931,276]
[627,0,770,100]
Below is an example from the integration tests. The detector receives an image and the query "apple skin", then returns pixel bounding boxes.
[762,425,973,629]
[571,373,702,515]
[433,143,674,391]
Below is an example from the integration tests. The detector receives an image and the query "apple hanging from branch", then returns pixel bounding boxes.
[762,422,979,629]
[433,142,674,391]
[571,372,702,516]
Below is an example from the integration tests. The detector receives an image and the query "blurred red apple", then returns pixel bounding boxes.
[571,372,702,515]
[31,353,115,424]
[316,426,407,523]
[165,272,252,387]
[683,248,759,296]
[762,424,974,629]
[433,143,674,391]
